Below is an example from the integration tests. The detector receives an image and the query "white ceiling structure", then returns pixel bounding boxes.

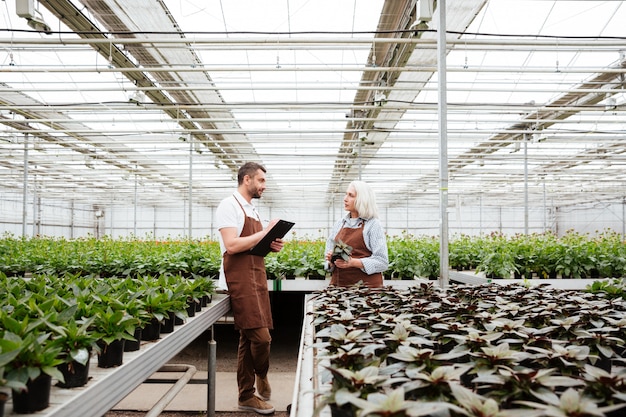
[1,0,625,210]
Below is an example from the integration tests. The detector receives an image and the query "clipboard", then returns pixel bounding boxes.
[249,219,295,257]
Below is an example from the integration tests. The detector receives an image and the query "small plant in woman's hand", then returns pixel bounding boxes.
[331,239,353,263]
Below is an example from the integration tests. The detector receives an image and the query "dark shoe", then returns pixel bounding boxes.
[238,396,275,415]
[256,374,272,401]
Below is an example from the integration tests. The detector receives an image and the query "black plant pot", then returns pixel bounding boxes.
[57,356,90,388]
[0,391,8,417]
[141,317,161,341]
[201,295,209,307]
[308,273,326,280]
[174,315,185,325]
[596,354,612,372]
[161,311,176,333]
[186,302,196,318]
[330,403,355,417]
[125,327,142,352]
[195,300,202,312]
[604,404,626,417]
[97,339,125,368]
[12,374,52,414]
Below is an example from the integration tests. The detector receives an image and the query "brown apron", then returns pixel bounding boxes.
[223,200,273,330]
[330,219,383,288]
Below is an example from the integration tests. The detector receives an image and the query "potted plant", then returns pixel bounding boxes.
[331,239,353,264]
[111,279,152,350]
[92,306,138,368]
[0,330,64,414]
[47,315,99,388]
[308,282,626,417]
[137,280,184,340]
[0,342,24,417]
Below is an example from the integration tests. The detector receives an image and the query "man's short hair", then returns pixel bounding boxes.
[238,162,267,185]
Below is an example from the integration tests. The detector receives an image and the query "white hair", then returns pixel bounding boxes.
[350,180,379,219]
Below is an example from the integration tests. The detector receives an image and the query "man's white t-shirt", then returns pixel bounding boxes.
[215,191,260,290]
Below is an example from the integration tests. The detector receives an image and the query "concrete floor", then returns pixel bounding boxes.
[111,370,296,413]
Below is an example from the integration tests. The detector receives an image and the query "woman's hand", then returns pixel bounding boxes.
[333,257,352,269]
[334,257,364,270]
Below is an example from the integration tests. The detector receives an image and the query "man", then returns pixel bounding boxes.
[216,162,284,415]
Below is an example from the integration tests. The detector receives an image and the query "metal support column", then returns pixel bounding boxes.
[188,132,193,239]
[524,134,529,234]
[207,325,217,417]
[22,132,29,237]
[438,0,449,288]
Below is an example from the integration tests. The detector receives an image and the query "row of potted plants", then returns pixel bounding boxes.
[0,234,222,278]
[309,281,626,417]
[0,272,215,414]
[1,229,625,281]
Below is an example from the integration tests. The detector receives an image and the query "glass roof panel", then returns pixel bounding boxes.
[0,0,625,210]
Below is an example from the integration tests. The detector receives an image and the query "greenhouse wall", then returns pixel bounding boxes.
[1,189,624,240]
[555,200,626,237]
[0,192,94,238]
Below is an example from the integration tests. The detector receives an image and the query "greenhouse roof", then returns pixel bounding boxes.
[1,0,625,210]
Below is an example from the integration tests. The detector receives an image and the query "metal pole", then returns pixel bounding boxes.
[438,0,449,288]
[145,364,197,417]
[524,134,528,234]
[479,194,483,235]
[32,188,37,236]
[358,138,363,181]
[543,177,548,233]
[623,197,625,240]
[134,167,138,235]
[207,326,217,417]
[22,133,29,237]
[189,133,193,239]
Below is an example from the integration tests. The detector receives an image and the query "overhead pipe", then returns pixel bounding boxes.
[3,64,626,74]
[2,36,626,48]
[1,102,620,112]
[1,85,623,95]
[2,117,626,128]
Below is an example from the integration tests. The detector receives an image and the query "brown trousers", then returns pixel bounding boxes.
[237,327,271,401]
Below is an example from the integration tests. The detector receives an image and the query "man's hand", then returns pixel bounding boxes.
[265,219,284,252]
[270,238,284,253]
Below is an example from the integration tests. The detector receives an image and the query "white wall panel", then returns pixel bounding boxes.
[1,185,623,240]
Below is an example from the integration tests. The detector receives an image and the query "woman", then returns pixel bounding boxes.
[325,180,388,288]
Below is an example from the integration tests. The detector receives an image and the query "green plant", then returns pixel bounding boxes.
[2,231,626,285]
[450,235,475,271]
[47,315,99,366]
[137,276,186,323]
[476,233,518,279]
[273,242,306,278]
[586,278,626,299]
[295,240,327,278]
[0,340,24,392]
[92,306,138,346]
[387,233,420,279]
[0,331,65,389]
